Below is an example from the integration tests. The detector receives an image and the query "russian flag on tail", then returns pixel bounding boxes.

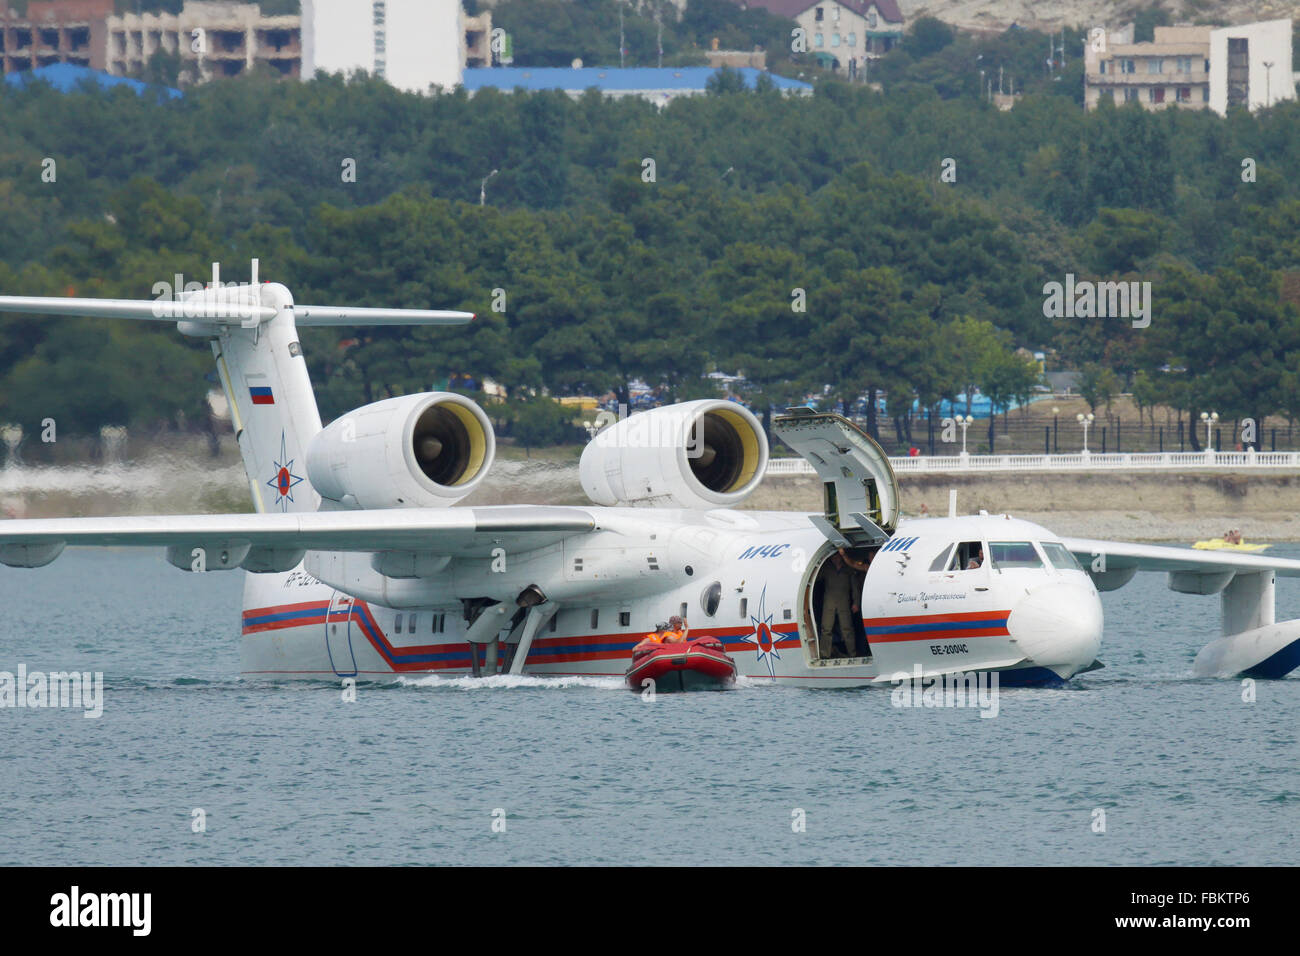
[249,386,275,405]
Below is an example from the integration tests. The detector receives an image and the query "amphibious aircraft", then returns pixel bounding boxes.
[1,270,1298,686]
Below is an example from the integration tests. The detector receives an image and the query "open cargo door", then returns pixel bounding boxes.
[772,408,901,548]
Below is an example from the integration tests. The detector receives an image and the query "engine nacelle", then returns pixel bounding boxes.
[306,393,494,509]
[579,399,768,509]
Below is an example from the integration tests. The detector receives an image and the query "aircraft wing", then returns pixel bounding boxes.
[1060,537,1300,590]
[0,506,598,570]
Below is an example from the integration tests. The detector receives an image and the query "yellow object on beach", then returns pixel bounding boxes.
[1192,538,1270,552]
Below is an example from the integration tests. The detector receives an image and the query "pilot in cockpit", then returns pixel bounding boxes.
[966,545,983,569]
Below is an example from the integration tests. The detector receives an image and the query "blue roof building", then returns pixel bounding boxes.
[462,66,812,105]
[3,63,182,99]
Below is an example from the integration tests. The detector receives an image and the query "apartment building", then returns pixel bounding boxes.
[5,0,491,91]
[1209,19,1294,114]
[303,0,492,94]
[1085,25,1212,111]
[105,1,301,81]
[1085,19,1293,116]
[0,0,110,75]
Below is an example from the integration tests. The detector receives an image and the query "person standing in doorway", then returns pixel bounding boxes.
[820,550,866,659]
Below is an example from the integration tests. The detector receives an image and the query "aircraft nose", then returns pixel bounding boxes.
[1007,581,1103,677]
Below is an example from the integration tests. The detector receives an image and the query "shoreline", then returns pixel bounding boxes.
[5,460,1299,543]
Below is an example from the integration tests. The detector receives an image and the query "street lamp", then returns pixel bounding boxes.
[1263,61,1274,107]
[958,414,974,457]
[1076,412,1095,455]
[479,169,498,206]
[1200,411,1219,453]
[1052,406,1059,454]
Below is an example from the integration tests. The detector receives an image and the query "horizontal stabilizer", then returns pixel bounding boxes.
[0,295,474,327]
[292,305,475,326]
[0,295,275,323]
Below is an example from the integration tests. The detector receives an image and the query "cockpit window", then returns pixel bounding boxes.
[1041,542,1084,572]
[948,542,985,571]
[929,543,955,572]
[988,541,1044,569]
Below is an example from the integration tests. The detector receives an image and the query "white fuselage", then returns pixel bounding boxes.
[239,511,1103,687]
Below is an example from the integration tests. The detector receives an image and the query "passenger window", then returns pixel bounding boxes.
[948,542,985,571]
[619,611,631,627]
[590,609,599,629]
[1041,542,1084,572]
[408,614,416,634]
[701,581,722,617]
[988,541,1044,569]
[394,613,403,632]
[929,544,955,572]
[739,597,748,619]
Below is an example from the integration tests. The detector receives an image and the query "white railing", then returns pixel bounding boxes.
[766,449,1300,475]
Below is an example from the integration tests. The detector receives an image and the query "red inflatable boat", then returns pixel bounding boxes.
[625,636,738,692]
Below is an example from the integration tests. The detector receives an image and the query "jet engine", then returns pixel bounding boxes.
[579,399,768,509]
[306,392,494,509]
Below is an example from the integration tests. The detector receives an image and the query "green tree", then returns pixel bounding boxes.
[904,17,956,59]
[1079,362,1121,415]
[508,395,579,453]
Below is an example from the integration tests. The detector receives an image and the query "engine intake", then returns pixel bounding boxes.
[579,399,768,509]
[307,392,494,509]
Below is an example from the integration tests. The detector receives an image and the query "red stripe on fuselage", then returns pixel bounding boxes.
[242,600,801,669]
[867,625,1010,644]
[862,609,1011,627]
[862,609,1012,644]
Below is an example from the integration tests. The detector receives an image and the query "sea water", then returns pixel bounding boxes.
[0,548,1296,866]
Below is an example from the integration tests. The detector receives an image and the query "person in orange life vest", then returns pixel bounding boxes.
[662,614,689,643]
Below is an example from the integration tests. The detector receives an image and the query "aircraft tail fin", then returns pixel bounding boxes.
[0,262,474,515]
